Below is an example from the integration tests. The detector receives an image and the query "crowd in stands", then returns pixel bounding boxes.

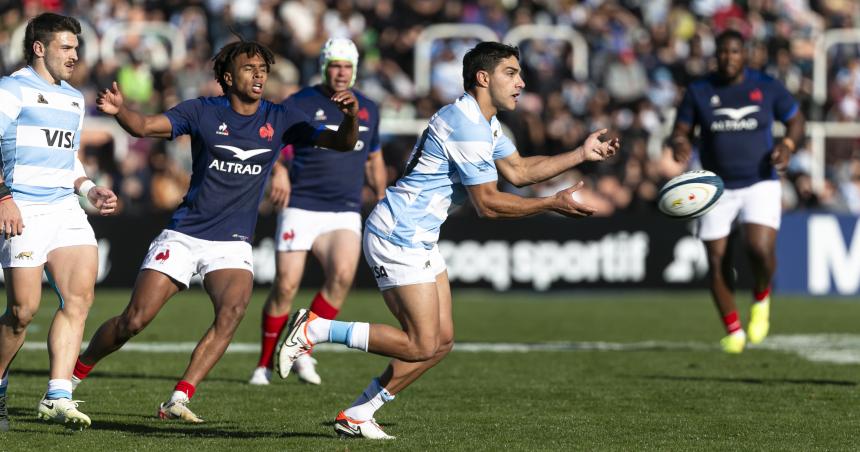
[1,0,859,217]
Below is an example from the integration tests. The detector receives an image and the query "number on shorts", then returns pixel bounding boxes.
[373,265,388,279]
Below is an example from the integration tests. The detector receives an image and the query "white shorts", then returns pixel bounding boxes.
[0,198,96,268]
[363,230,446,290]
[140,229,253,288]
[276,207,362,252]
[698,179,782,241]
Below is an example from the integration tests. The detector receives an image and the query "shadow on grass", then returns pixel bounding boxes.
[7,368,246,384]
[8,415,331,439]
[640,374,856,387]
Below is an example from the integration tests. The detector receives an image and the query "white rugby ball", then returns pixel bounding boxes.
[657,170,724,219]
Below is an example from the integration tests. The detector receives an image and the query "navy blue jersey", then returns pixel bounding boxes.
[164,96,323,242]
[676,69,798,189]
[284,85,380,212]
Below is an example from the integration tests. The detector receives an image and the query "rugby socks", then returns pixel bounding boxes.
[722,311,742,334]
[258,312,290,369]
[72,358,94,381]
[0,370,8,396]
[171,380,196,403]
[45,379,73,400]
[310,292,339,319]
[307,317,370,351]
[753,286,771,303]
[344,377,395,421]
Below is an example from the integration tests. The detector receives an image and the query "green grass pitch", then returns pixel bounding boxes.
[1,289,858,451]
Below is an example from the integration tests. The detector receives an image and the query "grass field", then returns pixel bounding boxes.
[1,288,859,451]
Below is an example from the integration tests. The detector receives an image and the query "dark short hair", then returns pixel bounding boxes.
[462,42,520,91]
[212,40,275,94]
[715,29,745,50]
[24,13,81,64]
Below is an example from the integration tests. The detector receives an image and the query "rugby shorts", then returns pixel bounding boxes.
[140,229,253,288]
[698,179,782,241]
[275,207,361,252]
[362,229,446,290]
[0,197,96,268]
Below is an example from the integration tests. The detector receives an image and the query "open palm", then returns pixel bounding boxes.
[582,129,621,162]
[96,81,124,115]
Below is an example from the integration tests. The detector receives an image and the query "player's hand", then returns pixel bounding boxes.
[96,81,124,116]
[771,142,792,172]
[270,165,291,208]
[87,186,118,216]
[580,129,620,162]
[552,181,597,218]
[331,90,359,117]
[671,135,692,164]
[0,198,24,238]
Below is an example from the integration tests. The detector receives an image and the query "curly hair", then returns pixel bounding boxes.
[211,40,275,94]
[462,42,520,91]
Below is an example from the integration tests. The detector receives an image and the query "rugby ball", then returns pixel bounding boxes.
[657,170,724,219]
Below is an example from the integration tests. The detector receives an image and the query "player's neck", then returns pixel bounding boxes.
[468,89,497,121]
[720,68,746,85]
[228,93,261,116]
[30,62,61,86]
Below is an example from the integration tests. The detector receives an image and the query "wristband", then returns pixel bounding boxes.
[77,180,96,198]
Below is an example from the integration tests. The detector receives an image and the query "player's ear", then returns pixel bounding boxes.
[33,40,45,58]
[223,71,233,88]
[476,70,490,88]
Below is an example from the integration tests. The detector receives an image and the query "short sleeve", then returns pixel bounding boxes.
[0,79,22,136]
[445,129,498,186]
[163,98,203,139]
[772,80,799,122]
[493,132,516,160]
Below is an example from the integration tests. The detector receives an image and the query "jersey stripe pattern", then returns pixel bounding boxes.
[366,93,516,249]
[0,67,84,203]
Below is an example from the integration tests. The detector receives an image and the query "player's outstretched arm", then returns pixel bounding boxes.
[97,82,172,139]
[496,129,619,187]
[314,90,359,151]
[466,179,596,219]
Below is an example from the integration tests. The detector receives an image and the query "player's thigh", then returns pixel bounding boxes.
[739,180,782,231]
[311,229,361,278]
[44,245,98,309]
[381,282,441,341]
[434,271,454,342]
[3,266,45,317]
[275,250,308,288]
[697,187,743,241]
[123,270,183,326]
[742,223,777,255]
[203,268,254,314]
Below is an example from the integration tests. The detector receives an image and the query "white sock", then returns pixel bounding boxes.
[46,379,73,399]
[170,390,189,403]
[348,322,370,351]
[344,378,395,421]
[306,318,332,344]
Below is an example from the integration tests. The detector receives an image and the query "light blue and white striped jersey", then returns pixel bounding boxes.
[366,93,516,249]
[0,67,84,204]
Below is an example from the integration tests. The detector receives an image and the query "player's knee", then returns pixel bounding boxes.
[120,313,150,338]
[215,303,247,330]
[7,305,36,332]
[747,242,773,263]
[327,267,355,292]
[273,277,300,302]
[436,337,454,358]
[407,337,440,362]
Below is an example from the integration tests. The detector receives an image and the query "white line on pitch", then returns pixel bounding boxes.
[18,334,860,364]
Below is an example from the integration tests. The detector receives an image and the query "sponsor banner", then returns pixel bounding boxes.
[775,213,860,295]
[74,213,739,290]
